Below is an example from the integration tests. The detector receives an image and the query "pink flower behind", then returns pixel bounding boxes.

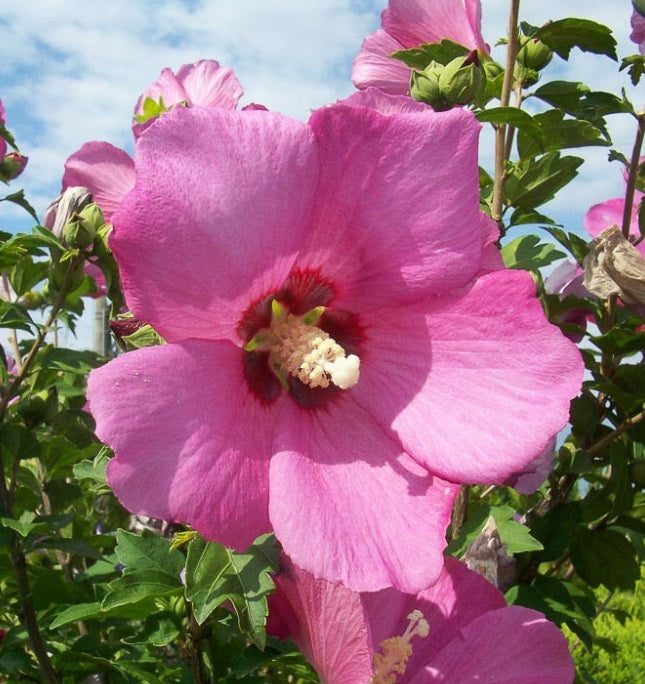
[86,97,582,593]
[583,157,644,256]
[631,7,645,55]
[132,59,243,138]
[268,554,575,684]
[353,0,488,94]
[61,59,243,221]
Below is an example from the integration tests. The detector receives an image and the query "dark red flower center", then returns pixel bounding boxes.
[238,268,364,409]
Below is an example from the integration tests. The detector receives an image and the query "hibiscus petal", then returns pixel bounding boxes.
[631,9,645,55]
[365,557,506,683]
[62,142,135,222]
[139,67,187,109]
[352,29,411,94]
[87,339,274,550]
[267,554,373,684]
[479,211,504,272]
[175,59,243,109]
[342,87,430,115]
[584,197,645,255]
[383,0,488,53]
[414,605,574,683]
[111,106,319,343]
[302,102,482,311]
[354,269,583,483]
[584,197,627,237]
[269,399,459,593]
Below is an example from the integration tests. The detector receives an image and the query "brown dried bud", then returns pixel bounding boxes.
[583,225,645,305]
[462,516,516,591]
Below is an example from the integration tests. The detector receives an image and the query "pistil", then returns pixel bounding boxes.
[245,300,360,390]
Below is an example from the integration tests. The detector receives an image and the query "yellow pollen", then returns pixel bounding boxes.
[269,315,360,390]
[372,610,430,684]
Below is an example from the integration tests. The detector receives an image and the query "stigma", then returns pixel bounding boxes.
[245,300,360,391]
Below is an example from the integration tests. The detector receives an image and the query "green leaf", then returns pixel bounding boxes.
[620,54,645,85]
[490,505,543,553]
[50,602,104,628]
[534,18,617,61]
[609,445,634,515]
[121,323,166,349]
[37,345,103,374]
[184,534,279,649]
[122,612,181,646]
[445,504,490,557]
[476,107,544,151]
[531,81,630,129]
[530,502,582,562]
[543,226,589,264]
[72,446,111,489]
[10,224,65,251]
[102,570,183,609]
[508,208,556,227]
[570,528,640,591]
[0,190,39,222]
[391,38,469,69]
[517,110,609,159]
[570,392,600,439]
[0,121,18,150]
[0,512,74,537]
[501,234,565,270]
[9,256,48,295]
[101,529,185,609]
[505,153,583,209]
[31,536,103,560]
[114,529,185,576]
[0,300,36,332]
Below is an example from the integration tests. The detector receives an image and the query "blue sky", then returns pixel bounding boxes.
[0,0,641,347]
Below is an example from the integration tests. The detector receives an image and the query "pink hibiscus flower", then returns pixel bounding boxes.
[86,95,582,593]
[268,554,575,684]
[631,5,645,55]
[59,61,243,298]
[62,60,244,224]
[353,0,488,95]
[132,59,243,138]
[584,157,644,256]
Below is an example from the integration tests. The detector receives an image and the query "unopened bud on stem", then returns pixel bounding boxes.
[45,187,94,240]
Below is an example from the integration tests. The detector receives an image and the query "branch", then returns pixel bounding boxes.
[621,113,645,239]
[491,0,521,228]
[586,408,645,455]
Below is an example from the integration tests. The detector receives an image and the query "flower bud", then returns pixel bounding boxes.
[410,62,446,110]
[62,219,95,249]
[61,202,104,249]
[17,290,44,309]
[0,152,28,182]
[45,187,93,240]
[517,38,553,71]
[438,51,484,106]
